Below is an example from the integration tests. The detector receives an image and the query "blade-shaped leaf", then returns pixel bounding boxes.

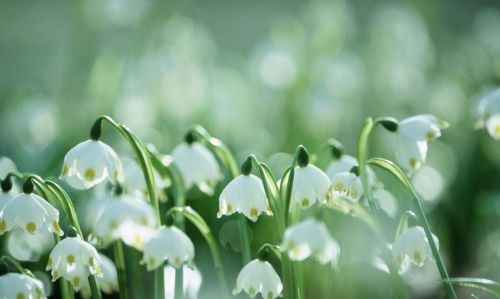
[444,278,500,297]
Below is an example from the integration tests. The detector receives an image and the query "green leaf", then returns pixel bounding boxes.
[444,278,500,297]
[367,158,411,190]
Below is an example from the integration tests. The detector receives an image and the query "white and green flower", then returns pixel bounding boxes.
[476,88,500,139]
[7,228,55,262]
[46,237,102,290]
[141,225,195,271]
[330,172,363,204]
[0,272,46,299]
[292,164,332,209]
[61,140,123,190]
[392,226,438,273]
[281,218,340,266]
[218,174,270,222]
[233,259,283,299]
[326,154,379,188]
[124,160,170,202]
[171,141,221,195]
[80,253,119,299]
[116,221,157,251]
[0,192,63,236]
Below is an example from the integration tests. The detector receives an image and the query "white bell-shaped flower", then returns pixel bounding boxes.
[80,253,118,298]
[46,236,102,291]
[392,226,439,273]
[292,164,332,209]
[0,192,63,236]
[233,259,283,299]
[330,172,363,203]
[7,228,55,262]
[394,115,447,173]
[92,194,156,246]
[281,218,340,266]
[124,161,170,202]
[116,221,157,251]
[61,140,123,190]
[141,225,195,271]
[0,189,16,233]
[218,174,270,222]
[171,140,221,195]
[0,272,46,299]
[476,88,500,139]
[326,154,379,188]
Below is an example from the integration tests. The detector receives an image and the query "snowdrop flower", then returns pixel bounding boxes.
[0,272,46,299]
[61,139,123,190]
[46,236,102,290]
[7,228,55,262]
[116,221,157,250]
[281,218,340,266]
[171,132,221,195]
[80,254,118,298]
[476,88,500,139]
[124,161,169,202]
[330,172,363,204]
[391,115,448,173]
[218,157,270,221]
[326,154,379,188]
[141,225,195,271]
[92,193,156,246]
[372,189,398,218]
[233,259,283,298]
[291,147,332,209]
[0,184,63,236]
[392,226,438,273]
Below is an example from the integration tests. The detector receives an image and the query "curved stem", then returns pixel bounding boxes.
[0,256,31,276]
[169,206,229,299]
[114,241,129,299]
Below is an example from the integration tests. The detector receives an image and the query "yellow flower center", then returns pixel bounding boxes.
[267,291,274,299]
[148,257,155,268]
[248,287,256,296]
[409,158,418,169]
[109,220,118,229]
[426,131,435,140]
[226,204,233,213]
[349,189,358,198]
[495,124,500,137]
[72,276,80,288]
[0,219,6,232]
[301,198,310,207]
[84,168,96,181]
[249,208,258,218]
[413,251,422,264]
[89,257,95,267]
[62,164,69,176]
[173,257,181,267]
[334,182,345,191]
[16,293,25,299]
[67,254,75,265]
[134,235,143,248]
[52,221,62,233]
[47,258,52,267]
[26,222,37,233]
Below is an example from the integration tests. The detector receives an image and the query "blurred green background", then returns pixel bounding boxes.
[2,0,500,298]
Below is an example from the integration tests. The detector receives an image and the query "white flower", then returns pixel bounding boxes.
[61,140,123,190]
[218,174,270,222]
[0,272,46,299]
[281,218,340,266]
[392,226,439,273]
[116,221,157,250]
[372,189,398,218]
[165,265,202,299]
[394,115,447,173]
[142,225,195,271]
[171,142,221,195]
[7,228,55,262]
[92,194,156,245]
[292,164,332,209]
[0,189,15,216]
[46,237,102,291]
[124,161,170,202]
[233,259,283,299]
[475,89,500,139]
[80,254,118,298]
[0,192,63,236]
[330,172,363,203]
[326,155,379,188]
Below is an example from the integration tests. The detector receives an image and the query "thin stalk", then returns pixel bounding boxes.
[175,268,184,299]
[114,241,129,299]
[155,268,165,299]
[88,275,102,299]
[238,215,252,263]
[0,256,31,276]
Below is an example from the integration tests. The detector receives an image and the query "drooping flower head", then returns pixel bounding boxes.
[281,218,340,266]
[171,131,221,195]
[391,115,448,173]
[61,139,123,190]
[330,171,363,204]
[7,228,55,262]
[476,88,500,140]
[218,157,270,221]
[46,235,102,291]
[233,259,283,299]
[392,226,439,273]
[123,160,170,202]
[141,224,195,271]
[0,272,46,299]
[92,193,157,246]
[0,180,63,236]
[291,146,332,209]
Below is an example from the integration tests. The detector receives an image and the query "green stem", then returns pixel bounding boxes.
[88,275,102,299]
[0,256,31,276]
[238,215,252,264]
[175,267,184,299]
[155,268,165,299]
[114,241,129,299]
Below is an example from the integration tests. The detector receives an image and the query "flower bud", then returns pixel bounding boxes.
[297,145,309,167]
[328,139,344,159]
[379,117,399,132]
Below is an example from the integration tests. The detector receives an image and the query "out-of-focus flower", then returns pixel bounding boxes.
[393,115,448,173]
[325,154,379,188]
[165,265,202,299]
[476,88,500,140]
[392,226,438,273]
[7,228,55,262]
[330,172,363,204]
[0,192,63,236]
[124,160,170,202]
[171,139,221,195]
[61,140,123,189]
[233,259,283,298]
[80,254,118,299]
[92,194,156,246]
[116,221,157,251]
[141,225,194,271]
[0,272,46,299]
[281,218,340,266]
[372,189,398,217]
[46,237,102,291]
[218,174,270,222]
